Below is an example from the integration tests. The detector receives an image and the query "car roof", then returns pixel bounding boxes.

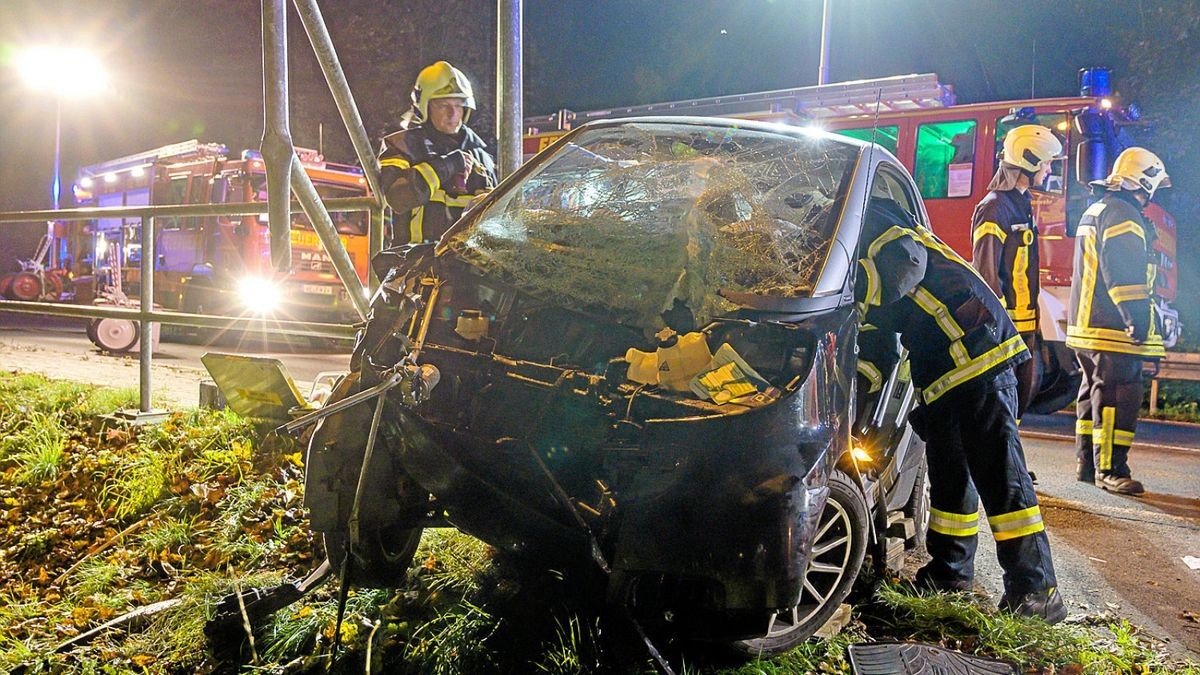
[575,115,872,150]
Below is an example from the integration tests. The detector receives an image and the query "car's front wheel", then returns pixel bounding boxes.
[734,469,869,657]
[323,526,423,588]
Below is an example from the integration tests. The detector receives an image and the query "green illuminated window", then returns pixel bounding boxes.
[914,120,977,199]
[834,126,899,156]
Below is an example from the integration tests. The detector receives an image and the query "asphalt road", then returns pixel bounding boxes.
[3,309,1198,655]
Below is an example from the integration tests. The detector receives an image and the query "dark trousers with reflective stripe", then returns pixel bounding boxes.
[919,370,1057,595]
[1074,349,1142,478]
[1014,332,1038,419]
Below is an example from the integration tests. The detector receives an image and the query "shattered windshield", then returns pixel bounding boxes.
[445,121,858,331]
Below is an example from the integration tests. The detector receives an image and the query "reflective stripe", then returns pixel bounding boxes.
[1076,233,1099,330]
[949,340,971,367]
[1066,326,1166,358]
[867,225,918,258]
[929,508,979,537]
[430,190,474,208]
[922,334,1028,404]
[857,360,883,394]
[1012,241,1032,323]
[412,162,440,200]
[972,221,1007,245]
[910,286,965,341]
[1095,406,1116,471]
[1103,220,1146,242]
[1075,419,1093,436]
[1108,284,1149,304]
[857,259,881,319]
[409,205,425,243]
[379,157,412,170]
[988,505,1045,541]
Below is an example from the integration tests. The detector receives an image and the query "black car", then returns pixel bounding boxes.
[303,118,929,654]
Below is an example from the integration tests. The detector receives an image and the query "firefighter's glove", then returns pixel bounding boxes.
[430,150,475,194]
[1126,322,1150,345]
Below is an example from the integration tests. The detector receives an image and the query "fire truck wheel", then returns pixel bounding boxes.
[86,318,100,344]
[9,273,42,302]
[91,318,140,353]
[0,274,14,299]
[43,273,64,301]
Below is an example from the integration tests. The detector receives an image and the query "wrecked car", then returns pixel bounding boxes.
[301,118,929,654]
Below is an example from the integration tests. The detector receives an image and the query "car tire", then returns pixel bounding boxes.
[323,525,423,588]
[734,469,869,657]
[903,451,930,551]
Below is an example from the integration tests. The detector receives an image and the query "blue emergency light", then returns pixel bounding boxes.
[1078,68,1112,97]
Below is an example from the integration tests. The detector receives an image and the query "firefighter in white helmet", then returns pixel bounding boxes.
[378,61,497,246]
[971,124,1064,417]
[1067,147,1170,495]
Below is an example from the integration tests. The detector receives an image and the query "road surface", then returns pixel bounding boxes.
[3,309,1198,655]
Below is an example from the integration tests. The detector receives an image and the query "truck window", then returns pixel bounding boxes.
[993,113,1069,193]
[834,125,899,156]
[914,120,977,199]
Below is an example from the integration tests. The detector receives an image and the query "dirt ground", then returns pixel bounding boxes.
[0,338,206,409]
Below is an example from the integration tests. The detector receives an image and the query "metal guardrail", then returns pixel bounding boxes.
[0,197,375,413]
[1149,352,1200,414]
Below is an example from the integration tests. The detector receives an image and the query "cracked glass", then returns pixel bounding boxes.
[445,122,859,331]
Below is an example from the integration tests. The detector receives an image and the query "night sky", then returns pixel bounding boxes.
[0,1,1154,212]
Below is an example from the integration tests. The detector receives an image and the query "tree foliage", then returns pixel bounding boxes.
[1113,1,1200,342]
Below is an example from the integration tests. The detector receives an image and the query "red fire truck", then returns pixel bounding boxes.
[68,140,371,346]
[523,71,1180,412]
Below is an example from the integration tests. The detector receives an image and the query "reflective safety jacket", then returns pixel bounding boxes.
[379,124,497,245]
[971,188,1039,333]
[855,198,1030,406]
[1066,191,1164,358]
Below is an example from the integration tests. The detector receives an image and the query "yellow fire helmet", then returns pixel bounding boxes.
[1096,146,1171,199]
[1002,124,1064,173]
[410,61,476,125]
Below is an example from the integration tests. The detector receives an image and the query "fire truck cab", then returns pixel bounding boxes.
[71,140,371,332]
[523,70,1180,413]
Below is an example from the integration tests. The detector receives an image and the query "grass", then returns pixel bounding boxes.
[2,369,1200,675]
[1145,379,1200,423]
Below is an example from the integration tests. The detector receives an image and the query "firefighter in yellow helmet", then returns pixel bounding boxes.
[971,124,1064,417]
[378,61,497,245]
[1067,147,1170,495]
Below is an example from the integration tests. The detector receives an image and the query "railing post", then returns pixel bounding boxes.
[261,0,293,273]
[138,215,154,412]
[497,0,523,179]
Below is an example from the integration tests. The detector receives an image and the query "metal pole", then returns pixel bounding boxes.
[818,0,831,85]
[138,216,155,412]
[289,157,369,320]
[261,0,293,272]
[53,96,62,210]
[292,0,385,205]
[497,0,523,179]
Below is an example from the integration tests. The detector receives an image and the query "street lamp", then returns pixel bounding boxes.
[13,46,108,209]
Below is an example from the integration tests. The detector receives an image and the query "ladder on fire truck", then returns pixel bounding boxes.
[524,72,956,133]
[78,139,230,179]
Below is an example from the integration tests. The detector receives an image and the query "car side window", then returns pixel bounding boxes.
[869,165,922,224]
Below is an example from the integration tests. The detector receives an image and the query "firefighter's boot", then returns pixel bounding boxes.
[999,586,1067,624]
[1096,473,1145,495]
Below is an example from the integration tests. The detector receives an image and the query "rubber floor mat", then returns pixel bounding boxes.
[848,641,1017,674]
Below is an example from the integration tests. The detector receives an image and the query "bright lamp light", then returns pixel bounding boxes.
[237,277,282,314]
[14,46,108,98]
